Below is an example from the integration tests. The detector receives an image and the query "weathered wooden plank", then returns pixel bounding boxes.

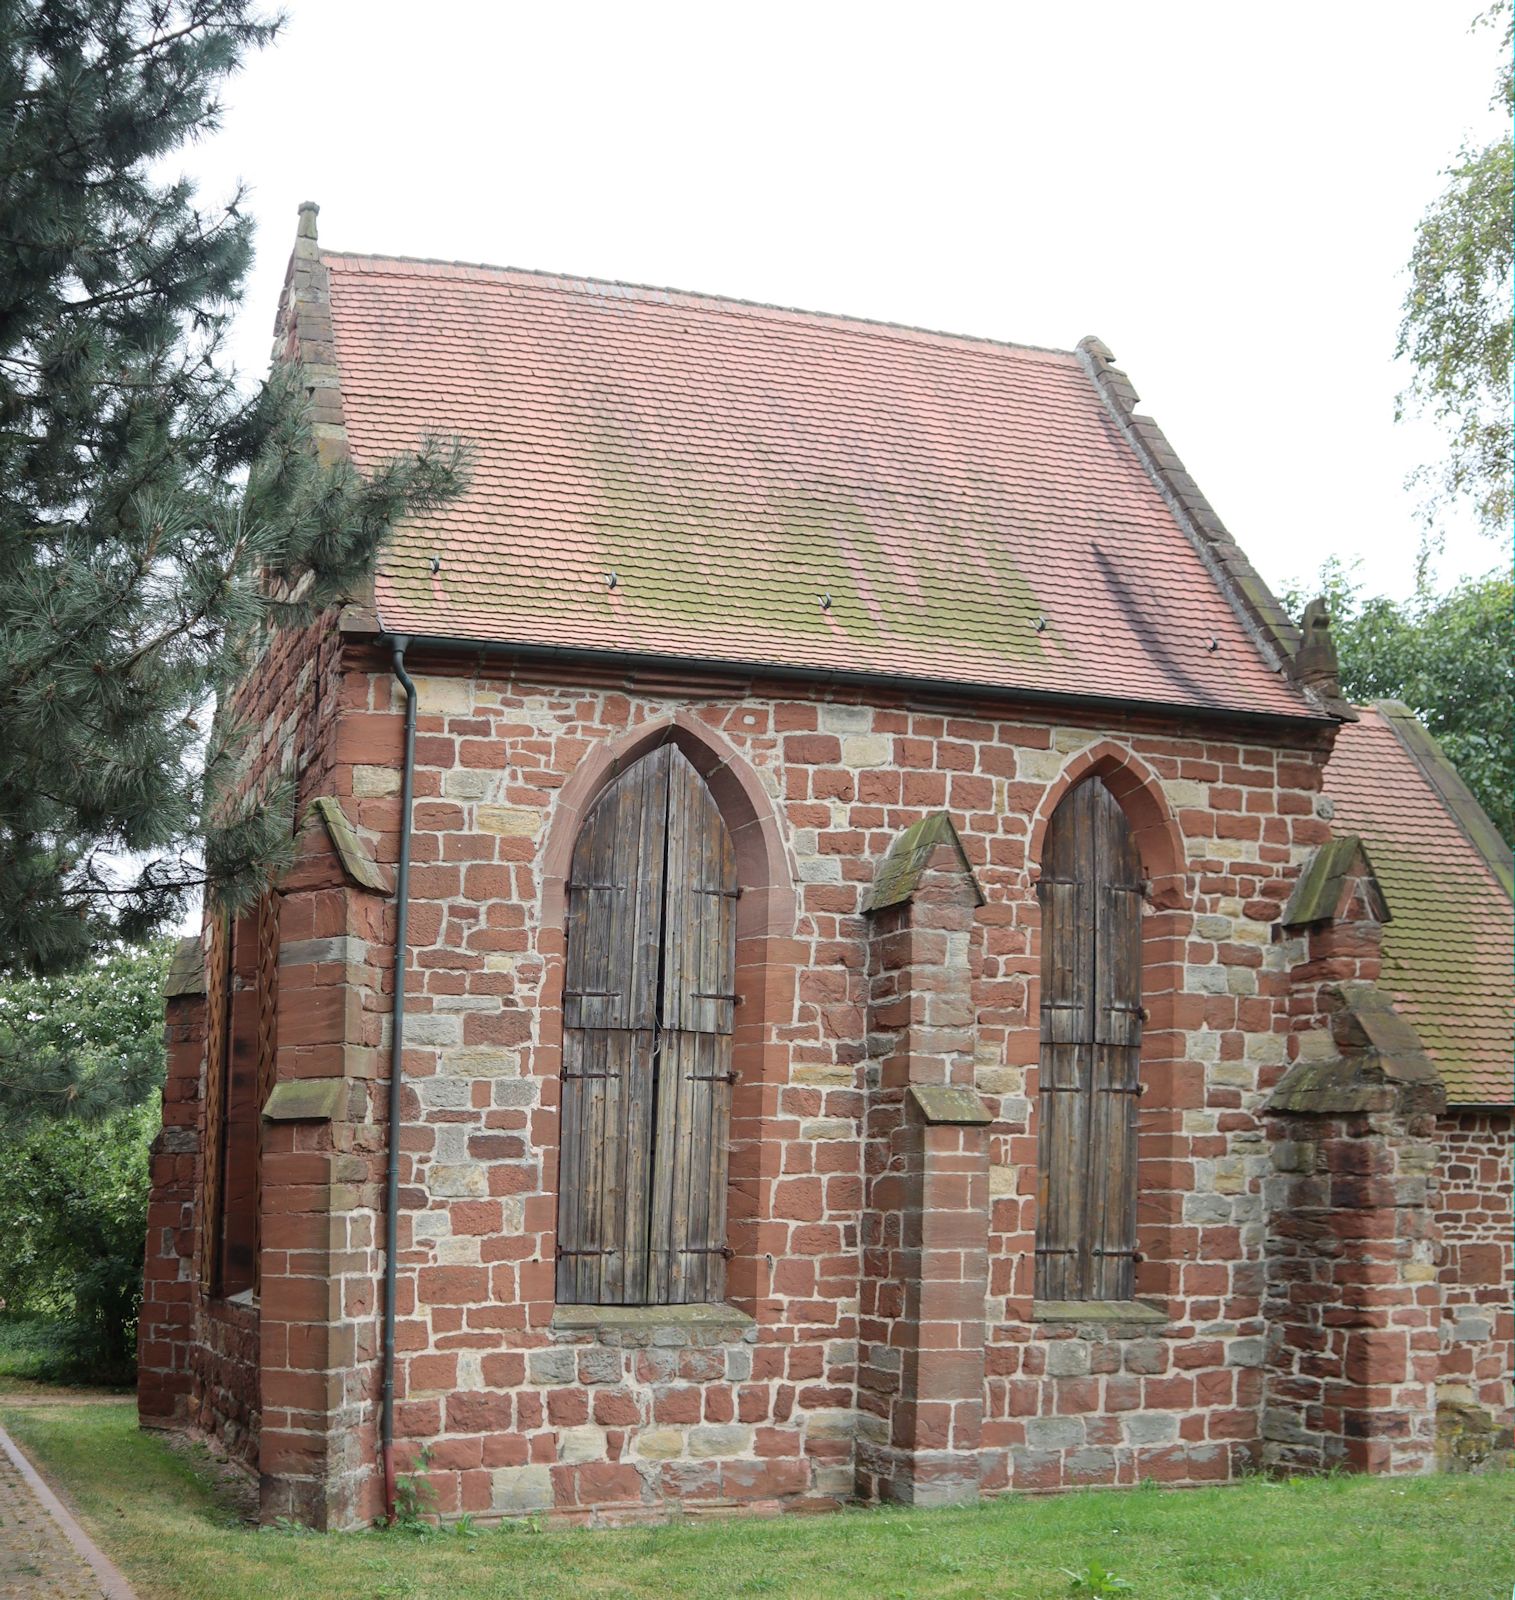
[251,891,280,1292]
[564,744,670,1031]
[1036,776,1144,1303]
[555,1029,586,1303]
[559,742,736,1307]
[199,916,230,1296]
[662,747,738,1035]
[1090,1042,1139,1300]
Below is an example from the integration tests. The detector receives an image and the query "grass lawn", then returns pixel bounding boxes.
[1,1395,1510,1600]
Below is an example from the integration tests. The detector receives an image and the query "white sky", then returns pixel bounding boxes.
[187,0,1509,605]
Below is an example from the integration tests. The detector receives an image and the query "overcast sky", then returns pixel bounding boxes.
[187,0,1507,604]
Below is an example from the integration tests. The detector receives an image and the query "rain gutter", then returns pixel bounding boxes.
[380,633,417,1524]
[365,628,1336,733]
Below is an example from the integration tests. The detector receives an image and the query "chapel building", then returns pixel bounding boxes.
[137,205,1513,1528]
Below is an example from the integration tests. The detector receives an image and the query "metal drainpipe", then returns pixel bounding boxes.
[381,634,417,1524]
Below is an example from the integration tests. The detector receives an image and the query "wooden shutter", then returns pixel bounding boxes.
[199,916,230,1295]
[1035,778,1143,1302]
[251,891,280,1292]
[557,746,669,1304]
[649,749,738,1304]
[556,743,737,1306]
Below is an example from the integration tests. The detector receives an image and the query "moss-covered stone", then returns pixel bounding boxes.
[865,811,983,913]
[163,934,205,998]
[262,1079,347,1122]
[1280,835,1388,928]
[908,1084,991,1125]
[306,795,392,895]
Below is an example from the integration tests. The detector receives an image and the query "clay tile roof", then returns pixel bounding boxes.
[320,252,1321,721]
[1323,703,1514,1105]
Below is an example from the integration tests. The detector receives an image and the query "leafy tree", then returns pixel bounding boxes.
[1286,563,1514,845]
[1396,2,1513,537]
[0,936,171,1133]
[0,939,170,1379]
[0,1,464,984]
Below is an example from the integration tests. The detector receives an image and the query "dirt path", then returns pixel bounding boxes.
[0,1424,135,1600]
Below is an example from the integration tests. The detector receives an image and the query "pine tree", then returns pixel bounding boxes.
[0,2,464,982]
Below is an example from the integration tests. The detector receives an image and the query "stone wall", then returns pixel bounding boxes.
[285,653,1338,1524]
[137,984,206,1431]
[135,597,360,1499]
[1435,1109,1514,1471]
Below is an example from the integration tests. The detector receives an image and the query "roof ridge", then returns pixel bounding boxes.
[1368,700,1514,902]
[319,249,1081,362]
[1074,336,1329,718]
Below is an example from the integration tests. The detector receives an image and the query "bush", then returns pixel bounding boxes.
[0,1102,159,1381]
[0,940,171,1382]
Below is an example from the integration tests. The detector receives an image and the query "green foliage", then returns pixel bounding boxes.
[0,937,172,1133]
[0,1103,157,1380]
[1396,2,1513,537]
[0,1314,73,1383]
[1285,563,1514,845]
[0,1,465,982]
[0,939,170,1380]
[1062,1563,1133,1595]
[388,1444,439,1533]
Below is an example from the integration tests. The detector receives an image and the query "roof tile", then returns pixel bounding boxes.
[320,254,1317,720]
[1323,705,1513,1105]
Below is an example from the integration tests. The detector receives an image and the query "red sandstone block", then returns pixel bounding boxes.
[723,1457,809,1499]
[703,1387,735,1424]
[409,1353,458,1391]
[547,1388,590,1427]
[654,1386,702,1425]
[593,1388,641,1427]
[417,1266,488,1305]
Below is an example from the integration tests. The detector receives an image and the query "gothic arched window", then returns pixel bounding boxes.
[556,743,737,1306]
[1035,777,1144,1302]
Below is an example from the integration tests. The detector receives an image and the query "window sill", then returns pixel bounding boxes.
[552,1302,755,1335]
[1031,1299,1167,1326]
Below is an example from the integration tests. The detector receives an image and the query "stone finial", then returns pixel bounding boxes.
[863,811,984,913]
[1267,980,1444,1115]
[163,934,206,998]
[1294,596,1344,703]
[1280,834,1390,929]
[294,200,321,264]
[1077,334,1141,413]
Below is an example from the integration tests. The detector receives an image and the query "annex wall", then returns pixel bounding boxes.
[1435,1109,1514,1471]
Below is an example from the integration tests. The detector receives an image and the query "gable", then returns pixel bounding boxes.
[318,253,1320,723]
[1322,703,1513,1106]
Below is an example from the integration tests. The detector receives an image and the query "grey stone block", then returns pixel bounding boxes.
[578,1346,623,1385]
[1025,1416,1083,1450]
[527,1347,577,1385]
[1045,1340,1091,1378]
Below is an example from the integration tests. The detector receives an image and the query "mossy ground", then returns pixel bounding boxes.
[1,1393,1510,1600]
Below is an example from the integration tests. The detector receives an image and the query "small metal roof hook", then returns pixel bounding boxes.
[429,554,441,575]
[1207,636,1219,653]
[819,592,832,612]
[606,571,618,590]
[1034,614,1048,633]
